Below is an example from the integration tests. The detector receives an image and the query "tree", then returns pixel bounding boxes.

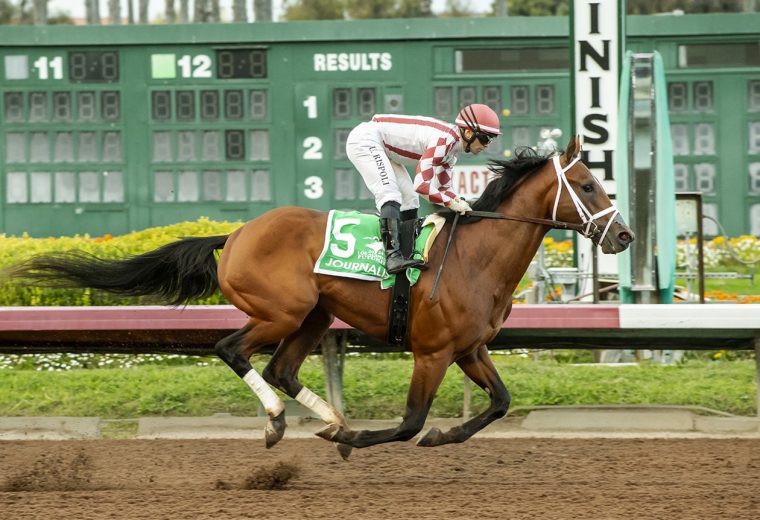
[47,12,74,23]
[627,0,743,13]
[0,0,19,23]
[344,0,393,19]
[506,0,567,16]
[85,0,100,24]
[345,0,433,18]
[254,0,273,21]
[232,0,246,21]
[179,0,188,22]
[441,0,476,17]
[109,0,121,24]
[397,0,432,17]
[164,0,175,22]
[32,0,47,24]
[194,0,206,21]
[282,0,343,20]
[504,0,742,16]
[0,0,70,24]
[139,0,149,23]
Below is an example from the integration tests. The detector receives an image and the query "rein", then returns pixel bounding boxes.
[465,210,588,233]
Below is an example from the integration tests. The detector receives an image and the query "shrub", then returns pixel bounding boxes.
[0,218,242,306]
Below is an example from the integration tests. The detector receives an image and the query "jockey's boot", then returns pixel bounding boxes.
[380,202,426,274]
[400,208,419,222]
[380,218,426,274]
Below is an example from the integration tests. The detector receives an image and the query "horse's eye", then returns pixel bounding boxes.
[582,183,594,193]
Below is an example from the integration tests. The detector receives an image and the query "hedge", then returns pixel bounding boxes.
[1,218,757,307]
[0,218,242,306]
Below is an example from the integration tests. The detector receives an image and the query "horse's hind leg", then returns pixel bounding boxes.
[214,323,286,449]
[262,306,354,459]
[418,344,510,447]
[317,350,451,448]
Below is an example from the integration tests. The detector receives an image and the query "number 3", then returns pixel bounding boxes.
[304,175,323,199]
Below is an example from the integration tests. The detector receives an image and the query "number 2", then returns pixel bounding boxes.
[303,137,323,160]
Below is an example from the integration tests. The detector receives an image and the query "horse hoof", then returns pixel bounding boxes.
[315,423,341,442]
[417,426,446,447]
[335,442,353,461]
[265,411,287,449]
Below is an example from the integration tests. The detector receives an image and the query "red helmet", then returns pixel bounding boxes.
[455,104,502,136]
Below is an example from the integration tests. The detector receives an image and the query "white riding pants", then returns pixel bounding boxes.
[346,122,420,212]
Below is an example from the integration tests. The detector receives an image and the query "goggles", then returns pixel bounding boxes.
[475,132,497,146]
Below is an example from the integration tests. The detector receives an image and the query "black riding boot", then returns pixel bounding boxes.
[380,218,426,274]
[380,203,425,274]
[400,208,419,222]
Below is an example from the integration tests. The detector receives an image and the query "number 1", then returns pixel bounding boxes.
[303,95,317,119]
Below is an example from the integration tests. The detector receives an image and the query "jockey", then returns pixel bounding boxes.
[346,103,502,274]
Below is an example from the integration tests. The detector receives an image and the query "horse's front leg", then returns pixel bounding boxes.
[418,344,510,447]
[317,350,451,448]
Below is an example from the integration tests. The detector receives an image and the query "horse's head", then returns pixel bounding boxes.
[549,136,634,254]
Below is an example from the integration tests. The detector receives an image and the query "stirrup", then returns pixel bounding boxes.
[386,252,426,274]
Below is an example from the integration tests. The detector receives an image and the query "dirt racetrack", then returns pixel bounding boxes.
[1,437,759,519]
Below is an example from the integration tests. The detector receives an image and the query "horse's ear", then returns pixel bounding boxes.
[562,135,583,162]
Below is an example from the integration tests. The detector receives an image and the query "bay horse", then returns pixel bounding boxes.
[10,136,633,457]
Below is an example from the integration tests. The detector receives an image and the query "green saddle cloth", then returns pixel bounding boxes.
[314,210,434,289]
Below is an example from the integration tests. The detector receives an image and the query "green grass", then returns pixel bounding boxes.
[1,355,756,418]
[675,277,756,296]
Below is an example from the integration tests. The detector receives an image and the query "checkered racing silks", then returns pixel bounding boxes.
[346,115,463,211]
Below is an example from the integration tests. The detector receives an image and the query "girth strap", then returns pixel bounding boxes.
[387,218,418,347]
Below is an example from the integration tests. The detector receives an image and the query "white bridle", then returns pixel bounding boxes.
[551,155,619,244]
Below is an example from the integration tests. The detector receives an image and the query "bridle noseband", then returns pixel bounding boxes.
[550,155,619,244]
[464,155,620,245]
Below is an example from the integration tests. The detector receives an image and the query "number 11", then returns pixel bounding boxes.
[33,56,63,80]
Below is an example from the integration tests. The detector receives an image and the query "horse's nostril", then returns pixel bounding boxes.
[618,231,633,243]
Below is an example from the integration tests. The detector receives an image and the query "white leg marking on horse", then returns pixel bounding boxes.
[295,387,343,425]
[243,369,285,417]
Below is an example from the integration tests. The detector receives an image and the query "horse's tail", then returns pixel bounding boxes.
[9,235,229,306]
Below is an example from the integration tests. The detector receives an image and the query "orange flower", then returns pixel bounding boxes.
[93,234,113,243]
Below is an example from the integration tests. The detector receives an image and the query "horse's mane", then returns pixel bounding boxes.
[441,147,553,224]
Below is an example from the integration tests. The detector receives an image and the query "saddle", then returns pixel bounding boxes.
[387,218,423,347]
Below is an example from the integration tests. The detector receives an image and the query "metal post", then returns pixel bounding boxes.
[592,246,600,303]
[696,199,706,303]
[462,376,472,420]
[629,53,658,304]
[321,332,345,414]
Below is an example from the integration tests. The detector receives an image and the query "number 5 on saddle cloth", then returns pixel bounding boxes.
[314,210,445,346]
